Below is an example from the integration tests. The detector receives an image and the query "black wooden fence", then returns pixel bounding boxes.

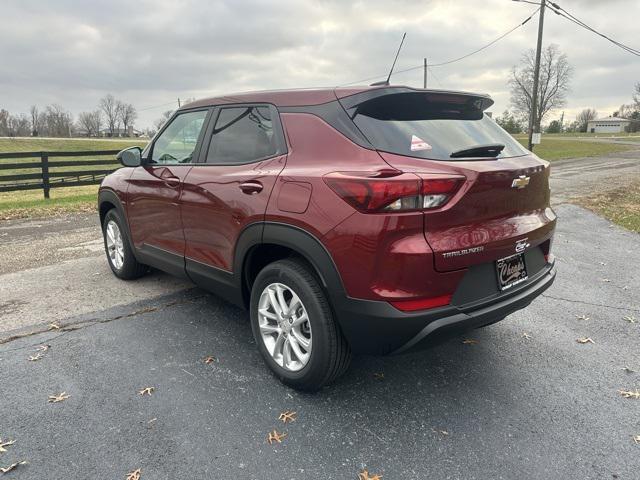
[0,150,121,198]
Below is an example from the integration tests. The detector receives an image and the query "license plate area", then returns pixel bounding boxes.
[496,253,528,291]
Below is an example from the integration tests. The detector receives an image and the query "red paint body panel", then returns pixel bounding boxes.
[265,113,385,238]
[180,156,286,271]
[126,165,193,254]
[378,152,556,271]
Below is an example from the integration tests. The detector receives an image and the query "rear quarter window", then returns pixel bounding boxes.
[205,106,279,165]
[349,92,528,160]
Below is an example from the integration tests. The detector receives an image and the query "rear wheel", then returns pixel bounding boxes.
[102,209,147,280]
[250,258,351,391]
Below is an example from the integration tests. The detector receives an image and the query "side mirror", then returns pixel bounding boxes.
[117,146,142,167]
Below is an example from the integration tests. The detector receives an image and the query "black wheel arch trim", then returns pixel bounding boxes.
[234,221,348,309]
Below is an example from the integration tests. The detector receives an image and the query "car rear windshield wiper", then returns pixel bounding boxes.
[450,143,505,158]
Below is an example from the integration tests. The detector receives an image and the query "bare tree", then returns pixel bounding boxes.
[509,44,573,132]
[617,104,636,118]
[154,110,174,131]
[100,94,119,137]
[43,104,73,137]
[7,114,31,137]
[119,103,137,136]
[575,108,598,133]
[93,110,103,135]
[0,109,9,136]
[634,82,640,109]
[29,105,40,136]
[77,110,102,137]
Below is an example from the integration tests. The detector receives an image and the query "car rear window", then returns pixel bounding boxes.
[348,92,528,160]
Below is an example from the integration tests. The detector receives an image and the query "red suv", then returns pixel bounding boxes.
[99,86,556,390]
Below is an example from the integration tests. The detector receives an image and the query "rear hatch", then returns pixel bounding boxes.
[338,87,555,272]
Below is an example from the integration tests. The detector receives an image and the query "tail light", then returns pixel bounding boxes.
[324,170,464,213]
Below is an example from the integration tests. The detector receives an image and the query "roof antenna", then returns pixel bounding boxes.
[371,32,407,86]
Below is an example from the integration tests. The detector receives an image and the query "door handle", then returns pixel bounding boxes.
[162,176,181,188]
[239,181,263,194]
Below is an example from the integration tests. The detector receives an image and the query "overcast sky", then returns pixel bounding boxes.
[1,0,638,129]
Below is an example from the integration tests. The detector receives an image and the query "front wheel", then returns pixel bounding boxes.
[102,209,147,280]
[250,258,351,391]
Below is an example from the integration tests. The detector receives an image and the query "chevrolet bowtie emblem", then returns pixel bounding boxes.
[511,175,530,189]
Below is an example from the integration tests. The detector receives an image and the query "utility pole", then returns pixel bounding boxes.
[423,58,427,89]
[528,0,546,151]
[177,98,181,108]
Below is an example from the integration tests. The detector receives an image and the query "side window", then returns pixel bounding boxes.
[151,110,208,164]
[205,106,278,165]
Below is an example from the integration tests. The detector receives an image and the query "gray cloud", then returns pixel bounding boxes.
[1,0,638,128]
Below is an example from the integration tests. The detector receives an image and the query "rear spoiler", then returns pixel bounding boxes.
[336,87,494,114]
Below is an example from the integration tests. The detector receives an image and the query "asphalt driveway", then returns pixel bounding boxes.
[1,204,638,479]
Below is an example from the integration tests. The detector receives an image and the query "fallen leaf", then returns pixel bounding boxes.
[48,392,70,403]
[634,435,640,445]
[266,430,287,444]
[522,332,532,339]
[622,366,635,373]
[36,345,50,352]
[373,372,385,380]
[28,353,44,362]
[138,387,155,396]
[203,356,216,364]
[0,440,15,453]
[462,339,478,345]
[0,461,26,474]
[623,315,636,324]
[575,314,590,321]
[576,337,595,344]
[49,323,60,330]
[278,411,297,424]
[358,469,383,480]
[619,389,640,399]
[126,468,141,480]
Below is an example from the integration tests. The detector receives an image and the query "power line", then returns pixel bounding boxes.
[340,8,540,86]
[426,65,444,88]
[430,8,539,67]
[547,2,640,57]
[137,100,179,112]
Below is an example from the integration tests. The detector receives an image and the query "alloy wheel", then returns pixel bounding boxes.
[105,220,125,270]
[258,282,312,372]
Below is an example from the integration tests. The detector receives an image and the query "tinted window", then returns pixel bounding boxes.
[206,106,278,164]
[151,110,208,164]
[350,92,528,160]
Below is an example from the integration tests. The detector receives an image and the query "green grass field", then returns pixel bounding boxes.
[0,138,148,220]
[514,137,634,161]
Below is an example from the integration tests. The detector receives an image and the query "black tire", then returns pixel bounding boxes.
[102,208,147,280]
[250,258,351,391]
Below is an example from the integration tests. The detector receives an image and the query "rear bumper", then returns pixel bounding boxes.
[333,260,556,355]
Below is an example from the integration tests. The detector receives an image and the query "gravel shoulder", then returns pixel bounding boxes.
[550,147,640,204]
[0,213,190,334]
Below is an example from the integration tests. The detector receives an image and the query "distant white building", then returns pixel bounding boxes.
[586,116,631,133]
